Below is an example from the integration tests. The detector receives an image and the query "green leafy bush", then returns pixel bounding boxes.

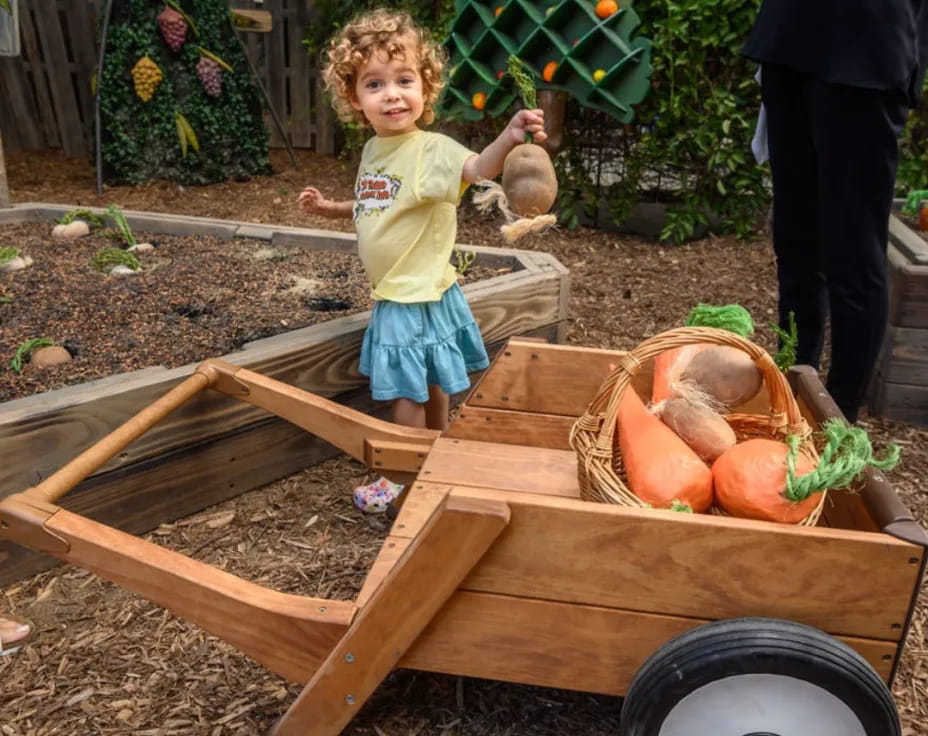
[99,0,270,185]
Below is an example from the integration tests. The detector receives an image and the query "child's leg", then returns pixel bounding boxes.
[425,385,449,431]
[391,397,426,428]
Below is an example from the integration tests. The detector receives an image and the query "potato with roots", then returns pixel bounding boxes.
[473,56,559,242]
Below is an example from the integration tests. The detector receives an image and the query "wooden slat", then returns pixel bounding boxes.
[16,3,56,147]
[0,57,43,150]
[447,486,923,641]
[420,438,580,497]
[356,537,411,608]
[65,1,98,133]
[33,0,85,156]
[288,0,312,147]
[0,389,390,586]
[402,591,898,693]
[878,326,928,385]
[272,495,510,736]
[0,128,8,207]
[264,0,286,147]
[0,259,564,493]
[445,405,575,450]
[45,509,354,683]
[389,483,451,540]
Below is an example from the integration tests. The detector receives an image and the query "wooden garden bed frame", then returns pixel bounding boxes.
[0,335,924,735]
[0,204,568,584]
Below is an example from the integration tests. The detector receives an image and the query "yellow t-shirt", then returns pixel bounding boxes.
[353,130,475,302]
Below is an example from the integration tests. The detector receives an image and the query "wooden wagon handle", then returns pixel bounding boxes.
[20,367,217,505]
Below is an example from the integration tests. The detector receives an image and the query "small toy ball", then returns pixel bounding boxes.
[593,69,606,82]
[543,61,557,82]
[472,92,487,110]
[495,5,503,15]
[497,70,505,79]
[595,0,618,18]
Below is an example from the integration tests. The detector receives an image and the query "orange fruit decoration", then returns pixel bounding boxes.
[542,61,558,82]
[593,68,606,82]
[495,6,504,16]
[472,92,487,110]
[595,0,618,18]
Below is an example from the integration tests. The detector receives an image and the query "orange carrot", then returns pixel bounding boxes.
[651,344,710,403]
[712,438,819,523]
[617,386,714,512]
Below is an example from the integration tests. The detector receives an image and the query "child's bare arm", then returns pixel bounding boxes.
[298,187,354,219]
[462,109,547,184]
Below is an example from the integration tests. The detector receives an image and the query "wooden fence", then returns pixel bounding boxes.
[0,0,336,156]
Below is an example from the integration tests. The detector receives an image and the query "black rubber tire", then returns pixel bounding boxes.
[619,617,900,736]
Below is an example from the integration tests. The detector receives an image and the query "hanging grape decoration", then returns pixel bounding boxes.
[196,56,223,97]
[131,56,162,102]
[157,5,188,52]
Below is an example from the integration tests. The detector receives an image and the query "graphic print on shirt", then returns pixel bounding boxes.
[354,169,403,220]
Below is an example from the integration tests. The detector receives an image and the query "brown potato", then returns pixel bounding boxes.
[657,397,737,463]
[501,143,558,217]
[680,345,763,408]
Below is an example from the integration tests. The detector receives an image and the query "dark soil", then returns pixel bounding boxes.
[1,148,927,735]
[0,221,506,403]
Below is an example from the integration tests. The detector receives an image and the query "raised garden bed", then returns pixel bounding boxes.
[0,203,569,584]
[867,214,928,426]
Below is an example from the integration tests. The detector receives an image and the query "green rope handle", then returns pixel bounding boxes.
[783,418,901,503]
[683,303,754,337]
[10,338,56,373]
[770,310,798,372]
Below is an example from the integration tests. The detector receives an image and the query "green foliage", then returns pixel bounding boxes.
[901,188,928,216]
[105,204,137,246]
[99,0,270,185]
[0,0,10,14]
[57,209,106,228]
[10,338,55,373]
[92,247,141,273]
[771,310,798,373]
[452,247,476,275]
[557,0,768,243]
[0,246,19,265]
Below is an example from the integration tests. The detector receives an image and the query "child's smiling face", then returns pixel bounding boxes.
[351,43,425,137]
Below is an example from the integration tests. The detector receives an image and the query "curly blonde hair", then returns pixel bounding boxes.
[321,9,446,126]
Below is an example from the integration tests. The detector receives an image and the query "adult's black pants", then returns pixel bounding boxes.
[761,63,909,422]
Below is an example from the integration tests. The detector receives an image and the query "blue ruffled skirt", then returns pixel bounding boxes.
[359,283,489,403]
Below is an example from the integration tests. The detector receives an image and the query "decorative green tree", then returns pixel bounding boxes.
[437,0,652,122]
[99,0,270,185]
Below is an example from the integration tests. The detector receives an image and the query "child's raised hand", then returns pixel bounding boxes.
[506,109,547,146]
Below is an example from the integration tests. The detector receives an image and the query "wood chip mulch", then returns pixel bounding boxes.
[1,148,926,735]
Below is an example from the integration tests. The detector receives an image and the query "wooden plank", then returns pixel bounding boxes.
[0,390,386,585]
[288,0,312,147]
[445,405,575,450]
[465,340,629,415]
[65,2,98,138]
[0,57,43,150]
[272,495,510,736]
[44,509,355,683]
[263,0,286,147]
[33,0,85,156]
[16,3,56,147]
[447,486,923,642]
[869,380,928,426]
[887,244,928,329]
[0,266,563,493]
[314,73,336,155]
[402,591,898,693]
[389,483,452,540]
[878,326,928,385]
[356,537,411,608]
[420,438,580,497]
[0,128,8,208]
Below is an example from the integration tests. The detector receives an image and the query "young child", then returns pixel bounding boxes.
[298,8,546,513]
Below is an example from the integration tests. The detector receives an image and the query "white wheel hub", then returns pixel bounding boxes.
[657,673,867,736]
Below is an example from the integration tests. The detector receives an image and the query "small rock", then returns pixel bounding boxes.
[110,264,138,277]
[52,220,90,241]
[0,255,33,273]
[29,345,72,369]
[128,242,154,253]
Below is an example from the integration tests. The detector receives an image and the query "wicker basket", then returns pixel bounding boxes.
[568,326,826,526]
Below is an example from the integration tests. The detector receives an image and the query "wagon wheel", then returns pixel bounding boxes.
[619,617,900,736]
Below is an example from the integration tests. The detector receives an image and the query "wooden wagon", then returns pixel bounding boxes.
[1,336,925,735]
